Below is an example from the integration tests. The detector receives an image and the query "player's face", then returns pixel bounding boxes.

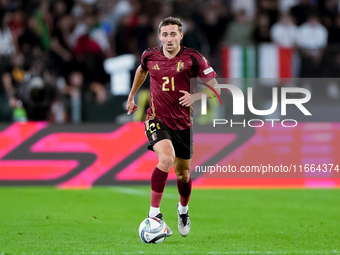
[159,25,183,54]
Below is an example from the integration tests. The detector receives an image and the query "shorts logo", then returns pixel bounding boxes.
[177,61,184,72]
[151,133,158,141]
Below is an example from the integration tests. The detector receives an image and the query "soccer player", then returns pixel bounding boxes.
[126,17,219,237]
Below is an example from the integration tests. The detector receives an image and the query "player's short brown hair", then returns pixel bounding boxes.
[158,16,183,33]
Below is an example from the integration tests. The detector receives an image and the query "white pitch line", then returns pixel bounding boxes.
[110,186,178,199]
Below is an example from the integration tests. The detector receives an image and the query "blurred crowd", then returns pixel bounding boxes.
[0,0,340,122]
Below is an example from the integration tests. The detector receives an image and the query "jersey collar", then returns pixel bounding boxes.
[160,45,184,58]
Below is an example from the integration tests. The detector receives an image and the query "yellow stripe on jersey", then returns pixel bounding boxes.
[149,93,156,120]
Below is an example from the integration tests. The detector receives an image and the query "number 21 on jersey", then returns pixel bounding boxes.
[162,77,175,91]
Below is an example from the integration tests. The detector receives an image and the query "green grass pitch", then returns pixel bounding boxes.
[0,186,339,254]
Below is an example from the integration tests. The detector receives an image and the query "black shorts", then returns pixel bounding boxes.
[145,119,193,159]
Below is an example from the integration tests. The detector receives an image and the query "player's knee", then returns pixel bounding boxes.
[177,171,190,183]
[159,154,175,171]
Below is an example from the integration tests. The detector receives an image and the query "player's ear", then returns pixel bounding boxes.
[180,33,184,40]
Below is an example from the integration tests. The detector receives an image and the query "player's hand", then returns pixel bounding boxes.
[179,90,191,107]
[126,99,139,115]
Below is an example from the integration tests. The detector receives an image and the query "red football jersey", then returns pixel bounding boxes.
[141,46,217,130]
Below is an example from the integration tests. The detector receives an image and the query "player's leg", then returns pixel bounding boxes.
[145,120,174,219]
[149,139,175,236]
[149,139,175,217]
[174,157,191,206]
[174,157,192,237]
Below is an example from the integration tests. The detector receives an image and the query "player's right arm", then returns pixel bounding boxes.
[126,65,149,115]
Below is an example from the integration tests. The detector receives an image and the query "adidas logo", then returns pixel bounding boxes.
[152,64,160,70]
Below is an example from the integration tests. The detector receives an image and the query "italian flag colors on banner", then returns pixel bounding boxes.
[221,44,296,84]
[258,44,295,79]
[221,45,256,91]
[221,45,256,79]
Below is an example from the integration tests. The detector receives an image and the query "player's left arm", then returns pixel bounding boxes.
[179,78,220,107]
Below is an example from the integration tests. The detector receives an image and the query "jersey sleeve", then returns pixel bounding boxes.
[140,50,148,71]
[196,53,217,79]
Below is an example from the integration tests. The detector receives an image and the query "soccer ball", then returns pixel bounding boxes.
[138,217,167,244]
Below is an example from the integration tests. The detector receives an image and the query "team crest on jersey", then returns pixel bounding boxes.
[176,61,184,72]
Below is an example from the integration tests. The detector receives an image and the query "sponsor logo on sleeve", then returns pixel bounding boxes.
[203,67,214,75]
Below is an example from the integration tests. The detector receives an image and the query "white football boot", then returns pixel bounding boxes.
[177,203,191,237]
